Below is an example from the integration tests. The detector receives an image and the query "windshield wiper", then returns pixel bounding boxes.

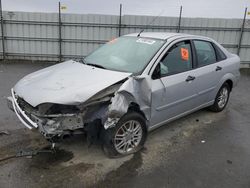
[85,63,106,69]
[79,59,106,69]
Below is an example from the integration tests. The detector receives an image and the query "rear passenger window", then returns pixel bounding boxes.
[194,40,216,67]
[213,43,227,61]
[159,40,192,76]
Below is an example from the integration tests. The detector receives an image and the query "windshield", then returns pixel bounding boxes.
[84,36,165,73]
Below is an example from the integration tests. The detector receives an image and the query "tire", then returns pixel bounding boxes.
[209,83,230,112]
[101,112,147,158]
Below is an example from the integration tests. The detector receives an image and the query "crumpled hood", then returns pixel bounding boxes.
[14,60,131,107]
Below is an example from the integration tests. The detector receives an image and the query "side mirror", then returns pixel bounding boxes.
[152,63,161,80]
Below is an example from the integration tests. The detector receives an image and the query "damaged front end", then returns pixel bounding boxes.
[8,73,152,143]
[8,81,124,140]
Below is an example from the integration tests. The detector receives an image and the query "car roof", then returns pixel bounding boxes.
[125,32,208,41]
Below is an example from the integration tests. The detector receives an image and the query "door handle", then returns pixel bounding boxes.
[186,75,196,82]
[216,66,222,71]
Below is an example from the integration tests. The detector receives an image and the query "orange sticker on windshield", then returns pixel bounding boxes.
[181,48,189,61]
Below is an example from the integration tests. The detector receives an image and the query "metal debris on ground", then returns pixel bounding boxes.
[16,148,55,158]
[203,120,212,124]
[0,147,56,162]
[201,140,206,143]
[0,130,10,135]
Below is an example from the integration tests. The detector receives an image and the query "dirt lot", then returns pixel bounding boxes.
[0,62,250,188]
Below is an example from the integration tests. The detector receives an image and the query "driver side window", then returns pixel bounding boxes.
[159,40,193,77]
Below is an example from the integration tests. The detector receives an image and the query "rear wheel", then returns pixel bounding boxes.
[101,112,147,157]
[209,83,230,112]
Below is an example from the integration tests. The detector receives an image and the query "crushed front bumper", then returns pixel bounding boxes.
[8,88,39,130]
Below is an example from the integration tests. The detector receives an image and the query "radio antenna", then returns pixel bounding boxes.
[137,10,164,37]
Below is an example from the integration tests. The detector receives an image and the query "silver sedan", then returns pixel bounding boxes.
[7,32,240,157]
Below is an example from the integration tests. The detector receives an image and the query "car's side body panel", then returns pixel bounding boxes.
[147,35,240,131]
[150,69,199,126]
[191,59,225,105]
[212,54,240,97]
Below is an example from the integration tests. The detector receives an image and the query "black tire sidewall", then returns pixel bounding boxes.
[211,83,230,112]
[101,112,147,158]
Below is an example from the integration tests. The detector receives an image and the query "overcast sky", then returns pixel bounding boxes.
[2,0,250,18]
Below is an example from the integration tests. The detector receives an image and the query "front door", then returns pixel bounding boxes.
[150,40,199,127]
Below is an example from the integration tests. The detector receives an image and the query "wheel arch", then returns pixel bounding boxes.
[128,102,147,120]
[217,73,236,92]
[225,79,233,91]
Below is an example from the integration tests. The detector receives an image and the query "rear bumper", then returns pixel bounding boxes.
[8,88,39,129]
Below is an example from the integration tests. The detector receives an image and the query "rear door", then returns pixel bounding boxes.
[191,40,226,104]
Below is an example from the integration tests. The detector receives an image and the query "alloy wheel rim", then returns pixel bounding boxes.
[114,120,143,154]
[218,87,228,108]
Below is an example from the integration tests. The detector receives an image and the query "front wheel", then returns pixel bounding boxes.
[209,83,230,112]
[101,112,147,157]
